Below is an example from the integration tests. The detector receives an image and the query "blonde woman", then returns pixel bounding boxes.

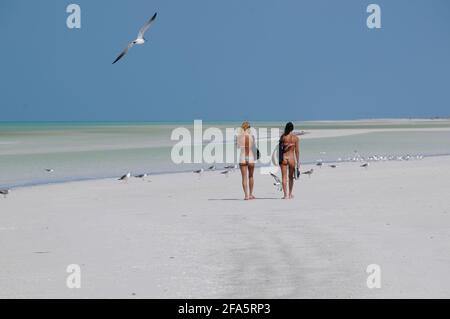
[237,122,256,200]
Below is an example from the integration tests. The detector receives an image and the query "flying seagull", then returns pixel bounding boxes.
[270,173,281,184]
[0,189,9,198]
[112,13,158,64]
[270,173,282,191]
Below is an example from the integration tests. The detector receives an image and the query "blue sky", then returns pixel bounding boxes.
[0,0,449,121]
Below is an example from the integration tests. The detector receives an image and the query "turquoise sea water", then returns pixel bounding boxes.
[1,120,450,189]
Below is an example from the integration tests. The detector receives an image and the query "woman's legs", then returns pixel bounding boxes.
[288,163,295,198]
[240,164,249,200]
[248,163,255,199]
[280,161,288,199]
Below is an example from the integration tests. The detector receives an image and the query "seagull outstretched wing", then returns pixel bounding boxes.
[138,12,157,40]
[270,173,281,184]
[112,42,135,64]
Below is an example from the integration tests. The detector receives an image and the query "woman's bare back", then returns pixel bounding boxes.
[281,134,298,167]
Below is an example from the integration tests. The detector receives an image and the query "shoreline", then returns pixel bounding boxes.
[2,122,450,190]
[3,153,449,191]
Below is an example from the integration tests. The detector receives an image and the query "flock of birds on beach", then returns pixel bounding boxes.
[118,172,149,182]
[115,165,240,184]
[193,165,239,177]
[187,151,426,193]
[0,151,427,198]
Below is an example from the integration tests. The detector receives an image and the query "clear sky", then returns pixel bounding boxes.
[1,0,449,121]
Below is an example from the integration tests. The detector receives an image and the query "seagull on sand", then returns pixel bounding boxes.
[118,172,131,182]
[134,173,148,180]
[0,189,10,198]
[208,165,216,171]
[45,169,54,173]
[193,169,204,174]
[329,164,337,168]
[220,170,230,177]
[302,168,314,177]
[360,163,369,168]
[112,13,158,64]
[270,173,282,191]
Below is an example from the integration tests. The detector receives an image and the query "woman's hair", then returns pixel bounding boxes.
[241,121,251,131]
[283,122,294,136]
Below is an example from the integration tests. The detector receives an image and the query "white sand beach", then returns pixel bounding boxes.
[1,155,450,298]
[3,0,450,302]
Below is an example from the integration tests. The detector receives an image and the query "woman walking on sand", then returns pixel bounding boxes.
[237,122,256,200]
[279,122,300,199]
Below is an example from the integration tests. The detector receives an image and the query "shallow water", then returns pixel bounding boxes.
[1,120,450,188]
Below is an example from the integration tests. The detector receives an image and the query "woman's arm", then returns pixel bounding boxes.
[295,136,300,168]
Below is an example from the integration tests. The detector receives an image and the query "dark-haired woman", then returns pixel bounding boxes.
[279,122,299,199]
